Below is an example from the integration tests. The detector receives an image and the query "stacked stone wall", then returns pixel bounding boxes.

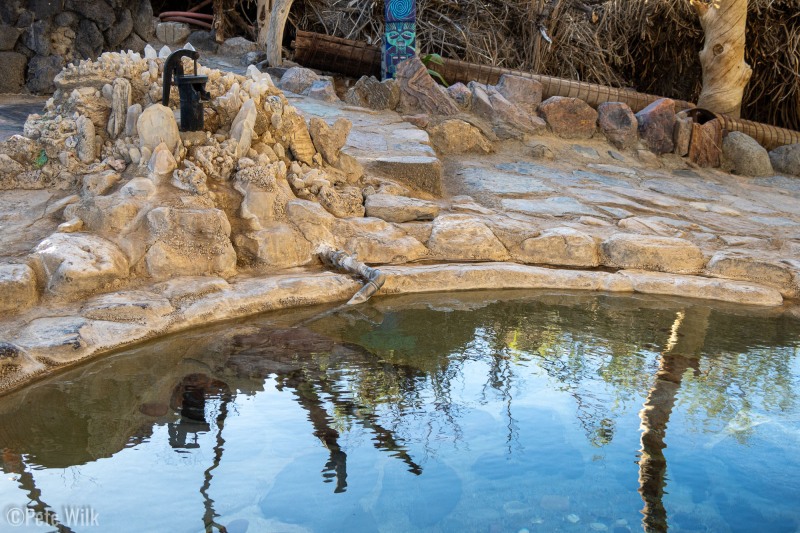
[0,0,154,94]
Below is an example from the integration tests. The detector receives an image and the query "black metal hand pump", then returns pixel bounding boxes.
[162,49,211,131]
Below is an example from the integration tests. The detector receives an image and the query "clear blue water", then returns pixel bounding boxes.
[0,290,799,533]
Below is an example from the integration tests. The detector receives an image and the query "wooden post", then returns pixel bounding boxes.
[266,0,293,66]
[256,0,270,49]
[383,0,416,79]
[692,0,752,117]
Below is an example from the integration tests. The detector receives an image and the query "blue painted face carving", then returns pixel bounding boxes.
[383,20,416,79]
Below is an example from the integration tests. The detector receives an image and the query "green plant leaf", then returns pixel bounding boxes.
[427,69,449,87]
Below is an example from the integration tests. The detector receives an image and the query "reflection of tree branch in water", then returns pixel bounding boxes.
[638,308,708,533]
[2,452,76,533]
[280,368,423,494]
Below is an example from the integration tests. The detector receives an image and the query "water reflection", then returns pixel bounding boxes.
[0,291,798,532]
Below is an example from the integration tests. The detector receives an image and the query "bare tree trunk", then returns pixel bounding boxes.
[266,0,293,66]
[693,0,752,117]
[256,0,270,49]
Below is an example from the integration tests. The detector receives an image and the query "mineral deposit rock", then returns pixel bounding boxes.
[107,77,132,138]
[230,99,257,158]
[234,223,314,268]
[138,104,180,152]
[601,233,705,274]
[76,115,96,163]
[144,207,237,279]
[30,233,130,298]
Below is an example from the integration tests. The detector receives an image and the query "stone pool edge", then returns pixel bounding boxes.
[0,262,790,396]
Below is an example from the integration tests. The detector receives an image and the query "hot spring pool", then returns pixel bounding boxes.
[1,290,799,532]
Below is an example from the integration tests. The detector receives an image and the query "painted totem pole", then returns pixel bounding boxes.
[382,0,416,79]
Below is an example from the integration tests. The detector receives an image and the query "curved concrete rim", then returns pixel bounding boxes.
[0,262,790,396]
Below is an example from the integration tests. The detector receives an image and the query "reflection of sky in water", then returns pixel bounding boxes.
[0,291,799,532]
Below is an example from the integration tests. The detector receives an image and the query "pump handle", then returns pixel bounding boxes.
[162,49,201,106]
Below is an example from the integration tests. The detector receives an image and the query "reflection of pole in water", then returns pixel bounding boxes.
[201,393,232,533]
[2,450,76,533]
[638,308,709,533]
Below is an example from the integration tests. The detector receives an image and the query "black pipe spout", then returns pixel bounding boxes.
[162,49,211,132]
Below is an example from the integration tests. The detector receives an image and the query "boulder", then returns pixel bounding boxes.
[144,207,237,279]
[219,36,258,56]
[395,56,460,116]
[234,223,313,268]
[81,290,174,322]
[488,89,547,135]
[104,8,133,48]
[705,252,798,298]
[601,233,705,274]
[0,25,21,51]
[22,19,50,56]
[0,264,37,314]
[308,117,351,165]
[635,98,676,154]
[364,193,440,223]
[0,51,27,93]
[721,131,773,177]
[494,74,542,115]
[132,0,155,40]
[65,0,116,31]
[427,119,492,154]
[30,233,130,298]
[597,102,638,150]
[345,76,399,110]
[26,54,64,93]
[137,104,180,153]
[279,66,320,95]
[446,82,471,109]
[186,30,217,52]
[306,79,339,102]
[517,227,600,267]
[427,214,509,261]
[155,22,190,45]
[75,19,104,59]
[538,96,598,139]
[769,143,800,176]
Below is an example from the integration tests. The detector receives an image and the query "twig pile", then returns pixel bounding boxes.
[289,0,800,130]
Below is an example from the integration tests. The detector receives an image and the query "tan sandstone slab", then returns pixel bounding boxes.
[601,233,706,274]
[618,270,783,306]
